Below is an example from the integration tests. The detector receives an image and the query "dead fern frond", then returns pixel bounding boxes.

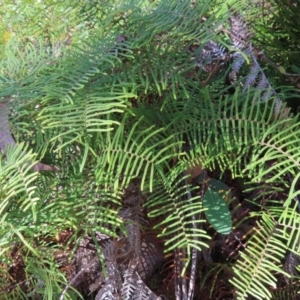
[196,41,227,73]
[257,73,270,89]
[228,13,283,114]
[229,12,252,51]
[231,52,246,74]
[243,60,260,92]
[121,261,138,300]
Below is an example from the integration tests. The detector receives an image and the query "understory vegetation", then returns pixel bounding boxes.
[1,0,300,299]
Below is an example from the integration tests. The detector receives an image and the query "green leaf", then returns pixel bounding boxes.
[203,179,232,235]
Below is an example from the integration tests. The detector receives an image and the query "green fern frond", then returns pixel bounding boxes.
[131,0,215,45]
[278,203,300,256]
[179,89,271,176]
[248,116,300,185]
[146,169,210,262]
[95,116,180,192]
[0,144,40,220]
[173,88,297,187]
[0,40,52,84]
[230,214,289,299]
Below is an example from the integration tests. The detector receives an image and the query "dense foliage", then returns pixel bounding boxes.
[1,0,300,299]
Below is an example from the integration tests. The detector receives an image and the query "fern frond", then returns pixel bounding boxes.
[131,272,161,300]
[181,90,268,176]
[242,61,260,92]
[279,204,300,256]
[95,116,180,192]
[175,88,297,186]
[197,41,227,72]
[230,214,289,300]
[227,11,284,115]
[0,40,55,83]
[121,262,138,300]
[229,12,252,51]
[257,73,270,89]
[0,144,40,220]
[95,283,120,300]
[146,169,210,265]
[248,117,300,184]
[131,0,220,45]
[231,52,246,74]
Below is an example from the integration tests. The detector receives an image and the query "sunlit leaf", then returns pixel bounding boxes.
[203,179,232,234]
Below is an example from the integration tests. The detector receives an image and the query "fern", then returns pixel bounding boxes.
[229,12,252,50]
[0,144,40,220]
[1,0,300,299]
[146,170,210,274]
[230,214,289,299]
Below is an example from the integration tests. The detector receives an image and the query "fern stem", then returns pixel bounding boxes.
[184,174,198,300]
